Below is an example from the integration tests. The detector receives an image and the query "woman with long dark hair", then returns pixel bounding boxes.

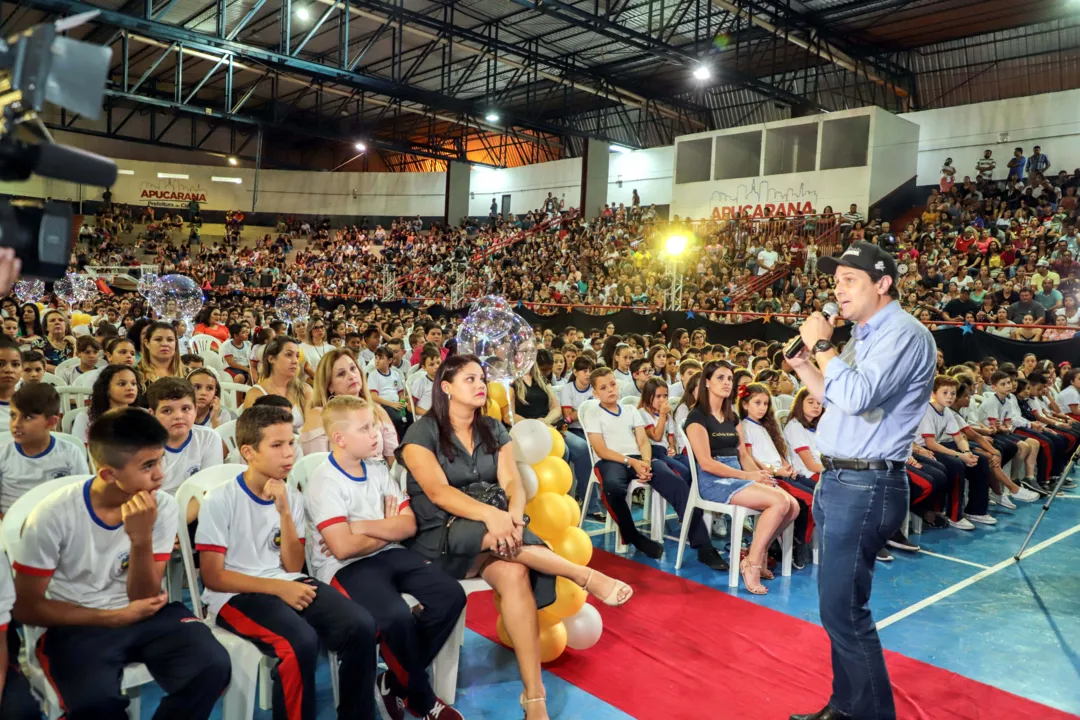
[18,303,42,341]
[399,354,633,719]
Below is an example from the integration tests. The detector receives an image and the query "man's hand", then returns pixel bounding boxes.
[276,580,317,611]
[265,479,290,513]
[786,346,812,371]
[112,593,167,626]
[121,491,158,545]
[906,456,922,470]
[383,495,400,519]
[0,249,22,296]
[799,312,835,350]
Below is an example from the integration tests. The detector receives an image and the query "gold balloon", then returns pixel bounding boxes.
[552,526,593,566]
[546,576,587,619]
[533,457,573,497]
[485,397,502,420]
[563,494,581,527]
[548,426,566,458]
[525,492,573,540]
[538,609,563,629]
[539,621,568,663]
[70,312,91,327]
[496,615,513,648]
[488,381,509,408]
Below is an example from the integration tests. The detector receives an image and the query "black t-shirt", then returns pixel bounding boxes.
[515,379,552,421]
[685,408,740,457]
[943,298,977,318]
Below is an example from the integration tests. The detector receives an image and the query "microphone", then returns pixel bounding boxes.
[784,302,840,359]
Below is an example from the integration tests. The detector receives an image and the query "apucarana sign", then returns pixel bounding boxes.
[138,180,209,208]
[670,169,869,222]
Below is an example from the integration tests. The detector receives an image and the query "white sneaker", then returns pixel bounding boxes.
[998,493,1017,510]
[989,491,1001,506]
[966,513,998,526]
[947,517,975,531]
[1011,486,1040,503]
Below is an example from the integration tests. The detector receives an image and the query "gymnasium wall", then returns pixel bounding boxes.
[901,88,1080,186]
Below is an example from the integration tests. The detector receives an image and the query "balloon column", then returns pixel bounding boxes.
[493,419,604,662]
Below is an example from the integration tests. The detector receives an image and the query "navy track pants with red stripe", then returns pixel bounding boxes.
[38,602,230,720]
[776,474,817,545]
[217,577,378,720]
[935,442,991,520]
[332,548,467,716]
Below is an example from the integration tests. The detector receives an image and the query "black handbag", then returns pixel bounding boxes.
[438,482,528,556]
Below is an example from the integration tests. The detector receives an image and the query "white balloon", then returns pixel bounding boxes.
[517,463,539,501]
[564,603,603,650]
[509,419,553,465]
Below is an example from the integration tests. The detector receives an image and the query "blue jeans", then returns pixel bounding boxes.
[814,468,908,720]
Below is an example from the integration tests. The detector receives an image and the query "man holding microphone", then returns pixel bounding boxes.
[787,242,936,720]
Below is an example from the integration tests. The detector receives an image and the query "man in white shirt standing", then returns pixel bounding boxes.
[757,241,779,277]
[13,409,231,720]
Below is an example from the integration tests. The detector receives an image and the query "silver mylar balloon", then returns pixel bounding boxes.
[53,273,95,307]
[456,306,536,383]
[150,274,204,326]
[13,279,45,306]
[138,272,158,301]
[275,283,311,326]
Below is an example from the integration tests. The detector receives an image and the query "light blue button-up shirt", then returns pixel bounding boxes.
[817,300,936,462]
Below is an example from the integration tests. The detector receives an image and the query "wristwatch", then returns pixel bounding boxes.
[623,457,631,467]
[812,339,834,354]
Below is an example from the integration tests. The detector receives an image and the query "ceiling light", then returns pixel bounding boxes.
[117,169,135,175]
[611,145,632,154]
[227,156,238,166]
[692,65,711,81]
[354,142,366,152]
[211,176,242,184]
[157,172,189,179]
[295,6,310,20]
[485,112,500,123]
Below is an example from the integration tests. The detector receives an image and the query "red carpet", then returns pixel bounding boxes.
[466,550,1076,720]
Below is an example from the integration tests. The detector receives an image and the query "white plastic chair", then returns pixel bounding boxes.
[577,399,664,552]
[220,382,251,412]
[61,407,87,436]
[55,385,92,414]
[216,420,238,456]
[190,335,221,354]
[677,427,793,588]
[200,350,227,374]
[286,452,329,492]
[40,372,62,387]
[174,466,287,720]
[2,474,151,720]
[53,358,81,380]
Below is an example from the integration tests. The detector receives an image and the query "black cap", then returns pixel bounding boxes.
[817,241,899,282]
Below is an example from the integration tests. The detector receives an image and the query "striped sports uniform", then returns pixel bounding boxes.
[196,473,377,720]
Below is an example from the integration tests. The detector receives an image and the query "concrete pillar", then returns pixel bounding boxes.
[580,139,609,221]
[444,161,470,226]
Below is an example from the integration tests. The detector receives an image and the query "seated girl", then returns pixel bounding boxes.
[72,364,141,444]
[683,362,798,595]
[637,377,690,483]
[781,387,824,567]
[187,368,235,429]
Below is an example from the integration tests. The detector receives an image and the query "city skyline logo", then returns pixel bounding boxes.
[709,178,818,219]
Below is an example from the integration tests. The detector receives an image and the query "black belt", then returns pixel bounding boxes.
[821,455,905,472]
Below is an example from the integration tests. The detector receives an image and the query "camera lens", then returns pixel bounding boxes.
[0,200,72,281]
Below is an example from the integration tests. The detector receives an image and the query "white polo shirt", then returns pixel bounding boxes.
[558,382,594,430]
[161,426,224,495]
[303,455,408,584]
[0,550,14,629]
[742,418,784,469]
[221,340,252,370]
[580,402,643,457]
[13,479,177,610]
[195,473,306,621]
[915,403,962,446]
[638,408,675,445]
[0,436,90,513]
[1058,385,1080,412]
[408,373,436,412]
[368,369,404,402]
[783,421,820,477]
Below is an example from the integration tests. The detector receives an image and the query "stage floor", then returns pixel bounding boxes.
[164,467,1080,719]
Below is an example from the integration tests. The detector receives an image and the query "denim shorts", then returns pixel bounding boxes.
[698,455,754,504]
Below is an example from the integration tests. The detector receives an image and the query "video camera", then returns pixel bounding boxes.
[0,12,117,281]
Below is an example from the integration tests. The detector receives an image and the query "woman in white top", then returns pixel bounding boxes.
[637,377,690,482]
[737,382,814,569]
[299,319,335,380]
[73,364,140,444]
[243,335,310,430]
[299,348,397,466]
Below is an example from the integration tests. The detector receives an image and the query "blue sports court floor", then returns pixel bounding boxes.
[142,468,1080,719]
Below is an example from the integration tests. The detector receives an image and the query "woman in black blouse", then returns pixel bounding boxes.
[400,355,633,719]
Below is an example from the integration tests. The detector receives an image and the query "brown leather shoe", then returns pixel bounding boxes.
[789,706,854,720]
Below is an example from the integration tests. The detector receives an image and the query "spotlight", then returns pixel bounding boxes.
[354,142,366,152]
[610,145,632,154]
[485,112,500,123]
[227,156,238,166]
[692,65,711,81]
[296,6,310,20]
[665,235,688,256]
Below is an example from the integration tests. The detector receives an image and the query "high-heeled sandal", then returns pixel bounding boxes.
[581,569,634,606]
[759,565,775,580]
[739,558,768,595]
[520,692,547,719]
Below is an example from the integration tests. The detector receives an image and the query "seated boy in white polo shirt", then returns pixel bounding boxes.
[0,383,89,515]
[0,337,21,427]
[305,396,466,720]
[196,405,377,720]
[146,377,224,495]
[12,408,231,720]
